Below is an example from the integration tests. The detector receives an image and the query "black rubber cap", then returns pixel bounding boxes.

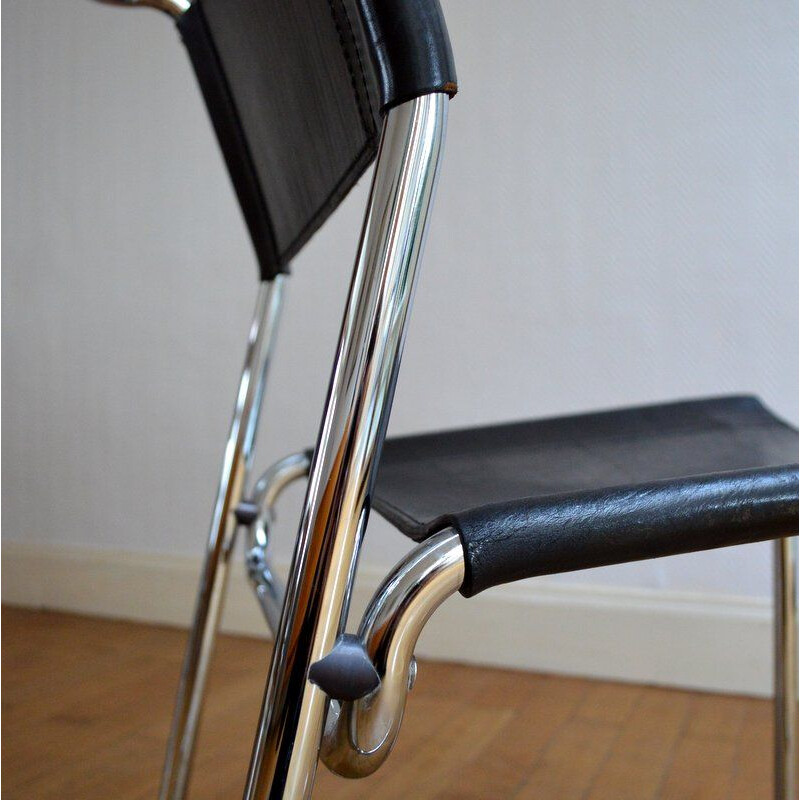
[308,634,380,701]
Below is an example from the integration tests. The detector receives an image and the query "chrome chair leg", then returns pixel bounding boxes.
[775,535,798,800]
[159,277,285,800]
[243,93,448,800]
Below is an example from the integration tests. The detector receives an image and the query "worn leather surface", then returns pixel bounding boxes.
[371,396,798,596]
[177,0,456,281]
[454,465,797,597]
[357,0,457,110]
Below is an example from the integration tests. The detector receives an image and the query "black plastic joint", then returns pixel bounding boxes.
[308,633,380,701]
[234,500,260,526]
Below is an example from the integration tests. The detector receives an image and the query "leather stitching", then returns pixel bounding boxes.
[326,0,376,137]
[337,0,377,125]
[275,0,380,265]
[182,0,379,277]
[178,3,281,274]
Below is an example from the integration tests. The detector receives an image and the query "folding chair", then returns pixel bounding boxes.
[92,1,799,798]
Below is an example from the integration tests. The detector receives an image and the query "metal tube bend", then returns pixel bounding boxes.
[93,0,190,19]
[244,451,312,633]
[320,529,464,778]
[248,451,312,550]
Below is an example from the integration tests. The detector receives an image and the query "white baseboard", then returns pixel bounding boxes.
[1,541,774,697]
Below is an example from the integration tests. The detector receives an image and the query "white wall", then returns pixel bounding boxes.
[3,0,796,609]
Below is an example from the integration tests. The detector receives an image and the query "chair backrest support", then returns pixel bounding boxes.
[176,0,457,280]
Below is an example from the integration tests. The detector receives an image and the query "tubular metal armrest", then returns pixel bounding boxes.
[314,466,797,776]
[319,530,464,778]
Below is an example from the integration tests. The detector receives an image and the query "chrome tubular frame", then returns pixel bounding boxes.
[89,7,795,796]
[321,529,464,777]
[243,469,465,779]
[245,452,312,634]
[775,535,798,800]
[160,277,285,800]
[243,93,448,800]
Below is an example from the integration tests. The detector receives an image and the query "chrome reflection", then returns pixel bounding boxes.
[775,536,799,800]
[244,452,312,634]
[243,93,449,800]
[160,277,285,800]
[320,530,464,777]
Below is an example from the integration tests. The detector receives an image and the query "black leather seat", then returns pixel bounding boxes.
[373,396,798,596]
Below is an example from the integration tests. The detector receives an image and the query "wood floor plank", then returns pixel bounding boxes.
[657,695,747,800]
[512,716,622,800]
[433,673,591,800]
[729,699,774,800]
[585,688,691,800]
[1,607,773,799]
[574,681,644,726]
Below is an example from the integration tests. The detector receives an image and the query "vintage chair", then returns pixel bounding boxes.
[93,1,798,798]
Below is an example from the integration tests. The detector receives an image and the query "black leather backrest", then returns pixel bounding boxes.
[177,0,456,280]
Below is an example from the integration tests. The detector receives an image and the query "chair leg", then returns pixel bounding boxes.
[775,535,798,800]
[242,92,448,800]
[159,277,285,800]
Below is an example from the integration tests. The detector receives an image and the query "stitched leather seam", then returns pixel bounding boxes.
[179,3,280,274]
[326,0,375,138]
[275,0,379,263]
[184,0,379,275]
[337,0,377,124]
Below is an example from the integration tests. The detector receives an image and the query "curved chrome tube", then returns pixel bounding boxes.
[244,457,465,777]
[94,0,190,18]
[248,451,312,550]
[244,452,311,633]
[320,529,464,778]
